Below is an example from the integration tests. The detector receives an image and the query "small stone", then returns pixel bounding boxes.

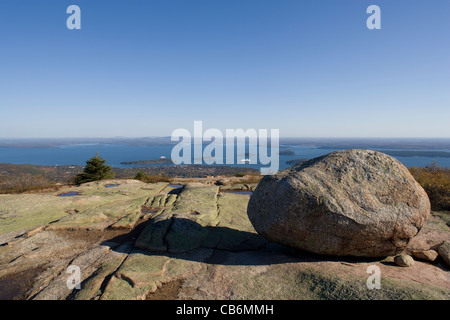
[394,254,415,267]
[411,250,438,262]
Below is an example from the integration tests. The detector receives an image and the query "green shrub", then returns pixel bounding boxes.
[409,163,450,211]
[134,170,147,181]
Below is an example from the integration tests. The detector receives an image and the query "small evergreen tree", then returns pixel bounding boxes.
[134,170,147,181]
[74,153,115,184]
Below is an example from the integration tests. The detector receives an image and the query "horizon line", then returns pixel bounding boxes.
[1,136,450,140]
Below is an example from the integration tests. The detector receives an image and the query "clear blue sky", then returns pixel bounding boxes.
[0,0,449,138]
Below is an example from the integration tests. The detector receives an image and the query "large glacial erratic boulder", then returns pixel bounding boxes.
[247,149,431,257]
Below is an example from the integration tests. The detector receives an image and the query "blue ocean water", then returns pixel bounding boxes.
[0,144,448,170]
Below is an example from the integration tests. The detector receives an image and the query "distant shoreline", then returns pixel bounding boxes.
[0,163,259,182]
[378,150,450,158]
[120,159,173,165]
[1,137,450,150]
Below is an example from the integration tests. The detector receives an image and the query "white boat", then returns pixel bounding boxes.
[240,159,250,162]
[160,156,166,159]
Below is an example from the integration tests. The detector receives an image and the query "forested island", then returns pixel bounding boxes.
[278,150,296,156]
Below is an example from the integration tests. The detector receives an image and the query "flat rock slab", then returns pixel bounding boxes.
[0,180,169,234]
[99,246,450,300]
[46,181,169,231]
[135,184,267,253]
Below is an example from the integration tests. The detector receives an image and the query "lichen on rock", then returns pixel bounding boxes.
[247,149,431,257]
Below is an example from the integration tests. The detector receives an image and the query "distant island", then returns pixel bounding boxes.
[120,159,173,165]
[0,137,176,148]
[278,150,296,156]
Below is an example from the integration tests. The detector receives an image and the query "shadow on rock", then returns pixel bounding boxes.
[101,217,384,266]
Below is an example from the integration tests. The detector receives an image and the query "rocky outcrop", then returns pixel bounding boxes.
[438,242,450,267]
[135,183,267,253]
[247,149,431,257]
[0,179,448,300]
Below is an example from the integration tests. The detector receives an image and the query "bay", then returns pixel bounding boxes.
[0,144,449,171]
